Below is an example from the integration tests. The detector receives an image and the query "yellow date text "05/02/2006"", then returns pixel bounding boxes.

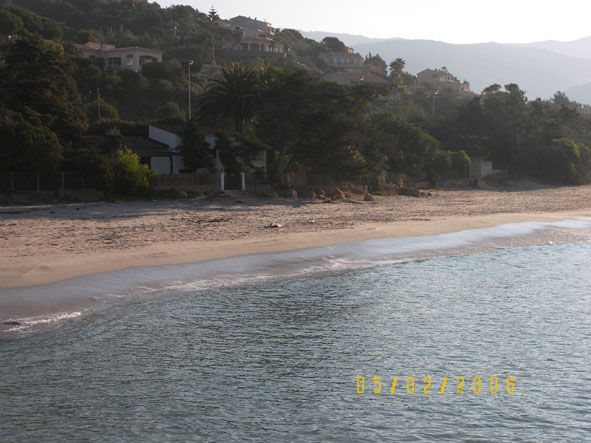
[356,376,515,394]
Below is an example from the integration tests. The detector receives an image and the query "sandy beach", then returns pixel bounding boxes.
[2,185,591,288]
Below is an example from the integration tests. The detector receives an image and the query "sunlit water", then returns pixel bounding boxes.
[1,234,591,440]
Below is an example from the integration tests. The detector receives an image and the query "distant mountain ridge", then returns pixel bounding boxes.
[302,31,591,104]
[299,31,390,47]
[515,37,591,60]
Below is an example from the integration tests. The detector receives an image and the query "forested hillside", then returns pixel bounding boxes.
[1,0,591,194]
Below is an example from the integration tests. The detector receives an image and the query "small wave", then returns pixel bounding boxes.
[3,311,82,333]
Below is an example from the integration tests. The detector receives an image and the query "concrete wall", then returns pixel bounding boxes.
[470,157,494,179]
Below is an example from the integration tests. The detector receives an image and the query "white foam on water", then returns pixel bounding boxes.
[3,311,83,334]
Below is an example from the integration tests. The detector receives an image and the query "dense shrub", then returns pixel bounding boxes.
[155,101,186,122]
[534,138,591,185]
[99,147,156,196]
[0,107,63,172]
[87,99,120,122]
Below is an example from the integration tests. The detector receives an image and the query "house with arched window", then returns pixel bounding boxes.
[75,42,163,73]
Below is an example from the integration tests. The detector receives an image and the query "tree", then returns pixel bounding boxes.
[214,130,268,175]
[179,121,214,171]
[552,91,571,107]
[196,64,260,132]
[0,35,87,142]
[207,6,220,63]
[7,5,62,40]
[155,101,186,122]
[256,67,380,183]
[321,36,346,53]
[365,53,387,77]
[0,8,23,38]
[389,58,405,84]
[364,113,439,176]
[87,99,119,122]
[0,107,63,172]
[75,29,102,44]
[534,138,591,184]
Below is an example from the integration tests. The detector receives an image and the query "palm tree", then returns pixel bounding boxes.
[389,58,405,85]
[196,64,260,133]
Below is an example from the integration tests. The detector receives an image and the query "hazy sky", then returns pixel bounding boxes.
[155,0,591,44]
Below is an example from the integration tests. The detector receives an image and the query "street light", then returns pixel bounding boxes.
[188,60,194,120]
[432,90,439,120]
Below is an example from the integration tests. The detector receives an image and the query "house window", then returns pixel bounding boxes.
[108,57,121,67]
[140,55,157,66]
[126,54,134,66]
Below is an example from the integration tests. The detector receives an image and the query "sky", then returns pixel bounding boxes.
[155,0,591,44]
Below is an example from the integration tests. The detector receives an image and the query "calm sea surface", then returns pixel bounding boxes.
[1,235,591,441]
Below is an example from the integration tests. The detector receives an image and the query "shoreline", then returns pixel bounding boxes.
[2,209,591,289]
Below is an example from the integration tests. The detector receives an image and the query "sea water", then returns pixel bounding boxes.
[1,223,590,441]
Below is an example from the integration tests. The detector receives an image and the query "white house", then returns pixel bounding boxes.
[75,42,163,73]
[148,125,185,173]
[221,16,285,54]
[147,124,267,175]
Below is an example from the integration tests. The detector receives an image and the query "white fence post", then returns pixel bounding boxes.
[241,172,246,191]
[220,172,225,191]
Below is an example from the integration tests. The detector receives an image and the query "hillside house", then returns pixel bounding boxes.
[148,125,268,175]
[318,50,364,69]
[198,63,224,80]
[327,70,390,86]
[75,42,163,72]
[416,67,472,95]
[123,137,180,174]
[223,16,285,54]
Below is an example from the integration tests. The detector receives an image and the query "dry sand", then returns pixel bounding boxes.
[2,185,591,288]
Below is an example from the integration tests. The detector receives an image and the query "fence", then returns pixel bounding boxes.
[0,171,101,194]
[151,173,221,191]
[280,172,387,189]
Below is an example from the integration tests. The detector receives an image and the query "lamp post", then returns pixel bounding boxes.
[432,90,439,120]
[188,60,194,120]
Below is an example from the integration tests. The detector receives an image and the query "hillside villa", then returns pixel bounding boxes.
[74,42,163,72]
[326,70,390,86]
[221,16,285,54]
[415,67,473,95]
[319,46,391,86]
[318,47,364,68]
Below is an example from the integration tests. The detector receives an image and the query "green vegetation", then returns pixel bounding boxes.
[100,147,156,197]
[433,85,591,184]
[179,121,214,172]
[1,0,591,199]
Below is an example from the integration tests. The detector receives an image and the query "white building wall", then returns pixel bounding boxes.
[172,155,184,174]
[470,157,494,179]
[151,157,171,174]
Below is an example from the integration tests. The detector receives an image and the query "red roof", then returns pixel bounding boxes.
[339,71,391,85]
